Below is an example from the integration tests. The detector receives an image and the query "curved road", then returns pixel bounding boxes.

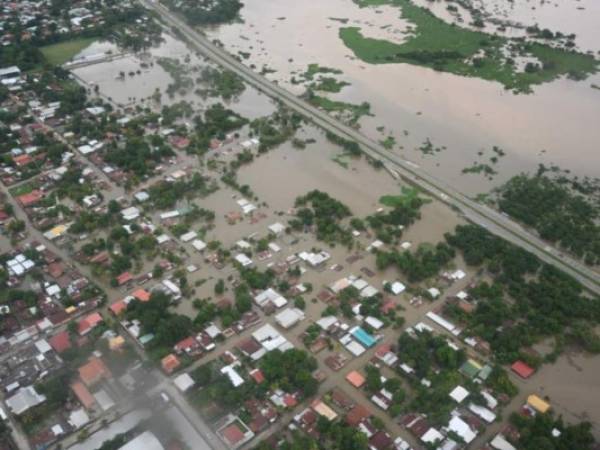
[143,0,600,294]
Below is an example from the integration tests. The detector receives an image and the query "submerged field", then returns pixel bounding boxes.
[341,0,599,92]
[40,38,97,65]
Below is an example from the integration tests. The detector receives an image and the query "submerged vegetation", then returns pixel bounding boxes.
[445,224,600,364]
[497,174,600,265]
[196,66,246,100]
[340,0,598,92]
[306,91,372,125]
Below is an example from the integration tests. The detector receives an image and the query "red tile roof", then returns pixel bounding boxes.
[17,190,43,207]
[109,300,127,316]
[131,288,150,302]
[221,424,245,446]
[71,381,96,410]
[13,154,32,166]
[48,330,71,354]
[79,356,112,387]
[346,370,366,388]
[78,312,103,335]
[174,336,199,353]
[249,368,265,384]
[511,360,535,379]
[161,354,181,374]
[346,404,372,427]
[116,272,133,286]
[283,393,297,408]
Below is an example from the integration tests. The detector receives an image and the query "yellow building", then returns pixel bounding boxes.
[527,394,550,414]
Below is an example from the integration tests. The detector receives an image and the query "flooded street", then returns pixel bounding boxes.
[530,352,600,432]
[206,0,600,195]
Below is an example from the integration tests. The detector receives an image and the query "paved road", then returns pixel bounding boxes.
[142,0,600,295]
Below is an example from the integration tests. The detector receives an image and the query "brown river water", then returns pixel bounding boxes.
[205,0,600,195]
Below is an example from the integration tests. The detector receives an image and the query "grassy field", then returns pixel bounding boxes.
[40,38,97,66]
[340,0,598,92]
[380,186,430,207]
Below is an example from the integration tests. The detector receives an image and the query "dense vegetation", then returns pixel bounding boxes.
[498,174,600,265]
[104,136,174,178]
[250,107,303,153]
[259,349,319,397]
[126,292,194,359]
[291,190,353,246]
[164,0,243,25]
[254,425,369,450]
[196,67,246,100]
[366,188,428,243]
[445,224,600,363]
[376,243,455,283]
[341,0,598,92]
[510,411,596,450]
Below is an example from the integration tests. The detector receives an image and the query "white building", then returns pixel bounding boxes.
[275,308,305,329]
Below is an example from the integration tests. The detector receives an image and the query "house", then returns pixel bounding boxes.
[249,368,265,384]
[254,288,287,309]
[120,206,140,221]
[48,330,71,354]
[120,431,164,450]
[369,430,393,450]
[526,394,550,414]
[78,312,104,336]
[449,385,470,403]
[234,253,253,267]
[109,300,127,316]
[446,416,477,444]
[79,356,112,387]
[71,381,96,410]
[346,404,372,427]
[131,288,151,302]
[274,308,305,329]
[390,281,406,295]
[116,272,133,286]
[161,354,180,374]
[511,360,535,379]
[173,373,195,393]
[311,399,338,421]
[268,222,285,235]
[346,371,366,389]
[217,415,254,449]
[5,386,46,415]
[17,190,44,207]
[221,364,245,387]
[173,336,201,355]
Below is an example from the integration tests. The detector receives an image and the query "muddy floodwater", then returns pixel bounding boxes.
[206,0,600,195]
[72,34,276,120]
[511,351,600,437]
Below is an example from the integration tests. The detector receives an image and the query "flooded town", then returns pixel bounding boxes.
[0,0,598,450]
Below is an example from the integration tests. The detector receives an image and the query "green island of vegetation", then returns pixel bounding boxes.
[339,0,599,92]
[309,76,350,93]
[40,37,97,65]
[196,66,246,100]
[306,91,372,125]
[497,173,600,265]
